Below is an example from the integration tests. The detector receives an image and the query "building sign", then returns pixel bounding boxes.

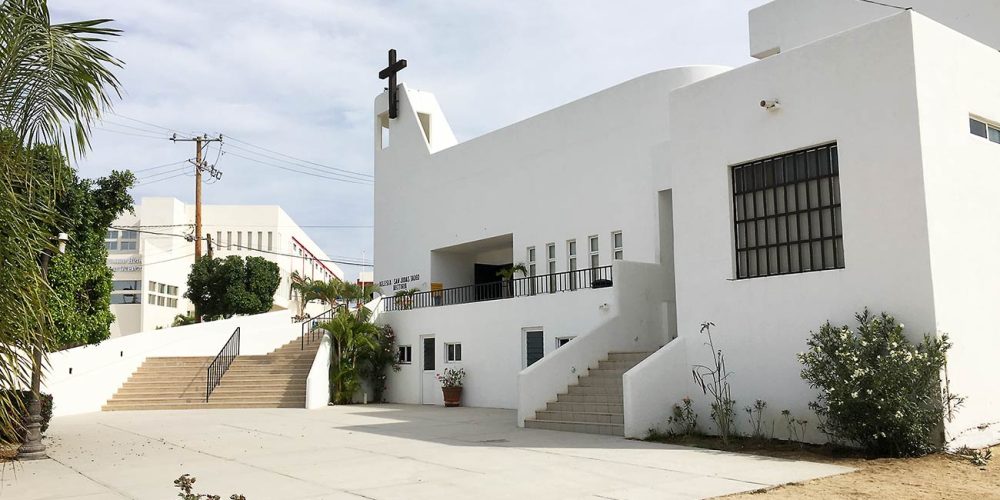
[108,256,142,272]
[378,273,420,292]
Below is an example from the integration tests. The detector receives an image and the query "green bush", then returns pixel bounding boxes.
[0,390,53,444]
[798,309,952,457]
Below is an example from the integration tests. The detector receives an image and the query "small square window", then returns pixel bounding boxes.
[397,345,412,364]
[555,337,574,348]
[589,236,599,253]
[147,294,155,304]
[612,231,623,260]
[446,343,462,362]
[971,118,988,138]
[989,126,1000,144]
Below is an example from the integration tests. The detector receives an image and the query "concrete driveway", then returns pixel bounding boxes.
[0,405,849,499]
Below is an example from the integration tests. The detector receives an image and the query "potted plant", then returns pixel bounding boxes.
[496,263,529,298]
[436,367,465,407]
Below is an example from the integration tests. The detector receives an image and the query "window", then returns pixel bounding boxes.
[970,116,1000,144]
[112,280,140,291]
[237,231,242,249]
[216,231,222,248]
[158,283,166,293]
[105,229,138,252]
[567,240,577,290]
[247,231,252,249]
[527,246,537,294]
[589,235,599,269]
[446,343,462,362]
[612,231,623,260]
[149,280,156,291]
[147,294,155,304]
[110,293,140,305]
[257,231,263,251]
[157,296,165,306]
[226,231,232,250]
[167,285,178,296]
[397,345,412,364]
[267,232,273,251]
[555,337,574,348]
[546,243,556,292]
[732,142,844,279]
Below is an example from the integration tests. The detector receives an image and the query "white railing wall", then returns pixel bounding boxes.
[305,331,332,409]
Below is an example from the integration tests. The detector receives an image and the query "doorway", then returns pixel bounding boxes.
[420,336,437,404]
[524,329,544,368]
[474,263,509,301]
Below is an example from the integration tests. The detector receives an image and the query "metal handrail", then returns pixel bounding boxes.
[384,265,613,312]
[206,327,240,402]
[300,308,336,350]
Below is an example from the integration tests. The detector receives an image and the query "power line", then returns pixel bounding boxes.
[224,135,373,179]
[97,128,169,140]
[136,166,189,180]
[142,252,196,266]
[136,172,190,186]
[222,141,373,182]
[113,226,372,267]
[131,159,190,173]
[112,113,196,139]
[225,150,373,185]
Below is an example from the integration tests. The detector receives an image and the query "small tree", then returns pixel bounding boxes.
[799,309,953,457]
[185,255,280,320]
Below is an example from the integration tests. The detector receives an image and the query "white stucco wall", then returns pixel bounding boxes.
[44,310,301,416]
[305,332,332,409]
[749,0,1000,59]
[910,16,1000,449]
[644,12,937,443]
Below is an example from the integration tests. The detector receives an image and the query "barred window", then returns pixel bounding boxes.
[732,143,844,279]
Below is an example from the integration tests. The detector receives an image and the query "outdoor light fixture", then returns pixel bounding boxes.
[56,232,68,254]
[760,99,781,111]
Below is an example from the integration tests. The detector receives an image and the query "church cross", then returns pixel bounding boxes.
[379,49,407,119]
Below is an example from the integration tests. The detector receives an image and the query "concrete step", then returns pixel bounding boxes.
[524,418,623,436]
[567,384,622,396]
[585,368,626,378]
[556,393,623,405]
[545,401,623,414]
[105,394,306,405]
[114,386,304,398]
[102,401,306,411]
[577,376,623,388]
[116,380,305,391]
[605,351,654,363]
[535,410,624,425]
[597,360,641,371]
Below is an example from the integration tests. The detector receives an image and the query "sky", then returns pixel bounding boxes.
[51,0,770,281]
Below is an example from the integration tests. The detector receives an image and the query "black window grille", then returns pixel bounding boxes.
[732,142,844,279]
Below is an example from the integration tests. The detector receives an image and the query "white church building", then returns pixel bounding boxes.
[373,0,1000,448]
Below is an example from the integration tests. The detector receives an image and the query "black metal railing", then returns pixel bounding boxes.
[384,265,613,312]
[206,327,240,402]
[300,308,335,350]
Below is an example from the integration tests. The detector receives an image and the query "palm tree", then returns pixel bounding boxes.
[0,0,123,452]
[318,310,378,404]
[496,263,529,297]
[289,271,319,320]
[343,282,381,319]
[311,278,346,312]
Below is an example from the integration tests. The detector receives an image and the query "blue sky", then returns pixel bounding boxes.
[52,0,768,280]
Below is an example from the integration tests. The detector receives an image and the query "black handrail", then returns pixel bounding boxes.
[206,327,240,402]
[300,308,336,350]
[385,265,613,312]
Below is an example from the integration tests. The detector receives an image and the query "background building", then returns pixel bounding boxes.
[106,197,343,336]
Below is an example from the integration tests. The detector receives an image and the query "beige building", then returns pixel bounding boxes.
[107,197,343,337]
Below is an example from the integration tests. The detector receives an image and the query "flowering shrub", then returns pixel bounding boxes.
[436,367,465,388]
[798,309,952,457]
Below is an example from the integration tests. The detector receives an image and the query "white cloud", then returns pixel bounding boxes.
[50,0,769,279]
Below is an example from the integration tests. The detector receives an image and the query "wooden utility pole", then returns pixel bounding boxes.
[172,134,223,323]
[171,134,223,260]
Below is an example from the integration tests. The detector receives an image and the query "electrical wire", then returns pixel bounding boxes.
[142,252,196,266]
[225,150,373,185]
[223,135,373,179]
[97,128,169,140]
[112,113,197,139]
[112,226,372,267]
[136,165,189,180]
[131,160,190,174]
[136,172,189,185]
[222,142,372,182]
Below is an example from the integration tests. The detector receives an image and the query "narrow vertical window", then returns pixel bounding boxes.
[216,231,222,249]
[267,232,273,251]
[546,243,556,293]
[247,231,253,250]
[567,240,577,290]
[589,236,599,269]
[257,231,263,250]
[612,231,623,260]
[227,231,232,250]
[237,231,242,249]
[527,246,537,295]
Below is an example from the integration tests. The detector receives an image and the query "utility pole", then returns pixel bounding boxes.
[172,134,222,323]
[171,134,223,260]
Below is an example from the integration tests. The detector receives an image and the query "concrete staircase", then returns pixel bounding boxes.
[102,334,322,411]
[524,351,653,436]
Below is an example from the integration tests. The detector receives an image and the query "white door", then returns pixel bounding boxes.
[420,336,438,404]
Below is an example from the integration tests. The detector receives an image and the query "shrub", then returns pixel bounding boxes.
[692,322,736,445]
[798,309,952,457]
[0,391,53,444]
[173,474,245,500]
[666,397,699,436]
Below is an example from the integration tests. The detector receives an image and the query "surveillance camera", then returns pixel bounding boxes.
[760,99,780,110]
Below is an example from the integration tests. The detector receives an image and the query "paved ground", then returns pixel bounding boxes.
[0,405,850,499]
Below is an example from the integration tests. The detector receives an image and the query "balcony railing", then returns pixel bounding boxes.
[384,265,613,312]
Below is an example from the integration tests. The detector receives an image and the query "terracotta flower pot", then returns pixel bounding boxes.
[442,386,463,407]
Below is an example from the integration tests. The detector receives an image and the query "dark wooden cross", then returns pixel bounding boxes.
[379,49,407,119]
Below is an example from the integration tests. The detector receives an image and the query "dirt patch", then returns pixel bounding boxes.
[648,435,998,499]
